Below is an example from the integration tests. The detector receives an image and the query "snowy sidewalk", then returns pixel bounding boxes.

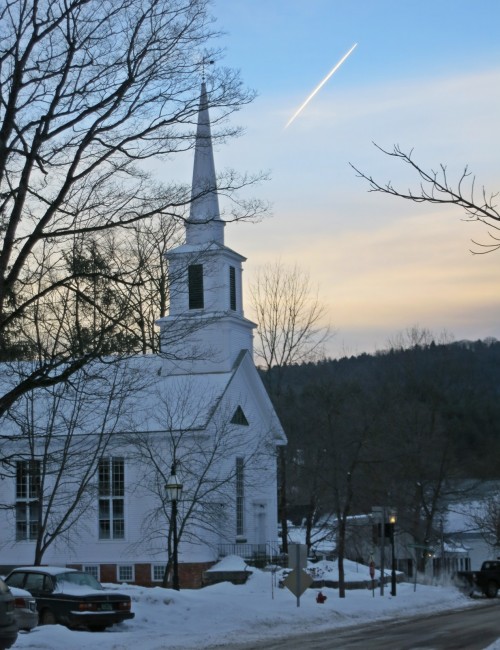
[12,561,486,650]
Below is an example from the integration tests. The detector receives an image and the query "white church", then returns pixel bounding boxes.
[0,83,286,588]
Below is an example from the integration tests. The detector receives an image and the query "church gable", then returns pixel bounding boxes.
[222,351,286,446]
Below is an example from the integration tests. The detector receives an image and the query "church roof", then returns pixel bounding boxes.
[0,353,285,442]
[0,357,228,437]
[127,355,232,431]
[166,239,246,261]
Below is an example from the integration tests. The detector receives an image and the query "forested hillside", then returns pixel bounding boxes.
[260,338,500,548]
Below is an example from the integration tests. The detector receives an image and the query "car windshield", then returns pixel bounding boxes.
[56,572,103,591]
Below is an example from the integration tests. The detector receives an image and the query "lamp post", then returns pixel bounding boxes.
[372,506,385,596]
[389,511,397,596]
[165,463,183,591]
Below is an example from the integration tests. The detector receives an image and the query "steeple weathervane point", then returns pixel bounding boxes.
[201,58,214,81]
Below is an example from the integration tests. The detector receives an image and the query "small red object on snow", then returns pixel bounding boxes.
[369,561,375,579]
[316,591,327,604]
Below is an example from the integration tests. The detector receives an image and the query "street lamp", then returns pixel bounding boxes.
[389,512,397,596]
[165,463,183,591]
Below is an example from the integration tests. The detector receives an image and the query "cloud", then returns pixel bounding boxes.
[211,61,500,356]
[233,206,499,357]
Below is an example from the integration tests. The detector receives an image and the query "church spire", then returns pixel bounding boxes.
[186,82,224,246]
[157,79,255,372]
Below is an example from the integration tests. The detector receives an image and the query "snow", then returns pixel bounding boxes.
[54,584,104,596]
[205,555,250,572]
[8,586,32,599]
[12,567,77,576]
[12,558,496,650]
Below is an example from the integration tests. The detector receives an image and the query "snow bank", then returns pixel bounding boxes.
[13,561,484,650]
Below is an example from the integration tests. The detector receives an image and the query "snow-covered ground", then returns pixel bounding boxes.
[11,557,493,650]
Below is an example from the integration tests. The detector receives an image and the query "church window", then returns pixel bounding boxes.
[98,457,125,540]
[229,266,236,310]
[188,264,204,309]
[231,406,248,426]
[83,565,100,580]
[236,457,244,536]
[152,564,167,582]
[16,460,40,541]
[118,565,134,582]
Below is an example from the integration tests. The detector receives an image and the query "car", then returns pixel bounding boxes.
[9,586,38,631]
[0,578,17,650]
[4,566,134,632]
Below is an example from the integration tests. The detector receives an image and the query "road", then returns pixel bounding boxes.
[228,601,500,650]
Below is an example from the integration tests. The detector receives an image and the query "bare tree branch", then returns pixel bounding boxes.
[0,0,266,415]
[249,261,333,381]
[350,143,500,253]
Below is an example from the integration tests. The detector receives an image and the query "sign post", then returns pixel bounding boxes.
[284,544,311,607]
[408,543,434,592]
[369,555,376,597]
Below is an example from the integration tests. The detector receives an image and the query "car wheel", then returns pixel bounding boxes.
[89,625,107,632]
[40,608,57,625]
[485,581,498,598]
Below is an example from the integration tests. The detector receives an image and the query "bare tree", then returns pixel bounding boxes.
[2,359,139,564]
[125,217,184,353]
[127,380,273,588]
[0,0,264,416]
[350,143,500,253]
[249,262,331,380]
[366,332,470,574]
[303,377,369,598]
[385,326,454,354]
[249,261,331,554]
[459,492,500,551]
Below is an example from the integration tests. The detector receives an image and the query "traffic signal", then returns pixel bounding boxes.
[373,522,394,542]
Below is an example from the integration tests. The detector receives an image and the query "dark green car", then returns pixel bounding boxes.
[0,578,17,650]
[5,567,134,632]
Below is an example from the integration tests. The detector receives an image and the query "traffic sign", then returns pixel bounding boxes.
[283,568,313,602]
[288,544,307,569]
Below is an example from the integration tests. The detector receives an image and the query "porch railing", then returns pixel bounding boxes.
[218,541,282,565]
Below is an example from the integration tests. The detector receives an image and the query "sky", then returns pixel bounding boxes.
[203,0,500,357]
[11,557,492,650]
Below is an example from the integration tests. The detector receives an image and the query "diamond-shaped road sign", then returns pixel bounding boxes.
[283,568,313,598]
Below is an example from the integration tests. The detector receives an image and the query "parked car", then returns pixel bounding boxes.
[0,578,17,650]
[4,567,134,632]
[9,586,38,631]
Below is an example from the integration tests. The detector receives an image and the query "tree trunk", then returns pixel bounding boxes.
[278,446,288,555]
[338,517,347,598]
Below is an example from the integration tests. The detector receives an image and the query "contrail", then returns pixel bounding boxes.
[284,43,358,129]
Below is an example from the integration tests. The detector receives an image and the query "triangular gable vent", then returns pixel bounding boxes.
[231,406,249,426]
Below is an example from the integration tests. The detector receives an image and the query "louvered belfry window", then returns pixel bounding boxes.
[188,264,204,309]
[229,266,236,311]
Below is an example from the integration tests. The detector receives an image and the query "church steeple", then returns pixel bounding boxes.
[186,82,224,246]
[157,81,255,373]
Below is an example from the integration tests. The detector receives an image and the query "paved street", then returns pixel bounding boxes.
[228,601,499,650]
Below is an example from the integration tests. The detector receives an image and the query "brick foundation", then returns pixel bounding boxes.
[179,561,215,589]
[65,561,216,589]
